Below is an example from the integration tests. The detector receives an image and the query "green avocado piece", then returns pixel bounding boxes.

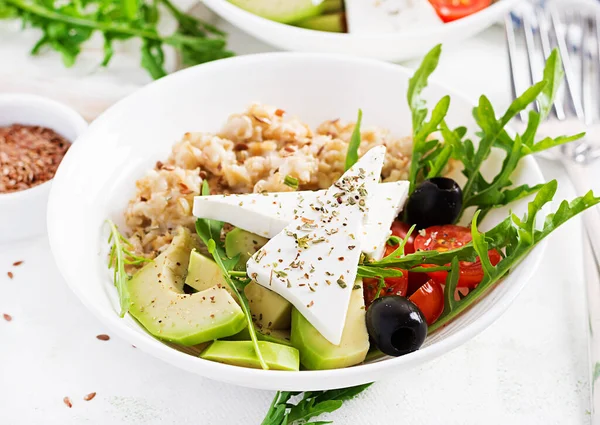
[128,228,246,346]
[185,249,230,292]
[228,0,324,24]
[186,248,292,330]
[322,0,342,13]
[200,340,300,371]
[224,229,292,330]
[294,12,346,33]
[225,228,268,268]
[245,281,292,330]
[291,280,369,370]
[227,326,292,347]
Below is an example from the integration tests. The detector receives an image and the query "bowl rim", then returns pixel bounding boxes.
[0,93,88,202]
[47,51,547,390]
[203,0,519,41]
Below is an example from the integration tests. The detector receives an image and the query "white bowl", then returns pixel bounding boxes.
[203,0,518,61]
[47,53,546,391]
[0,94,88,243]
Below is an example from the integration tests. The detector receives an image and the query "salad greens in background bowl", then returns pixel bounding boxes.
[47,46,598,400]
[202,0,519,61]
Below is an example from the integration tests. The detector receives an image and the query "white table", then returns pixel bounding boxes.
[0,21,595,425]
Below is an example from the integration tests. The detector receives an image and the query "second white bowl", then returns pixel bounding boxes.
[204,0,518,61]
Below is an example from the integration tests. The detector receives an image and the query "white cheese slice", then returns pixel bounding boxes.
[345,0,443,35]
[361,181,409,260]
[246,146,386,345]
[193,181,409,259]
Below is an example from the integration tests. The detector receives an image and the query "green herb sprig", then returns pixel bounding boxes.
[284,175,299,190]
[0,0,232,79]
[106,219,151,317]
[344,109,363,171]
[261,383,372,425]
[405,45,585,222]
[195,181,268,370]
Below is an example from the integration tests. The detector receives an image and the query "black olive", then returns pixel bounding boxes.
[365,296,427,357]
[405,177,462,229]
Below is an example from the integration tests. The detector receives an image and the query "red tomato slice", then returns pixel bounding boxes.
[407,271,432,297]
[414,225,502,289]
[428,0,492,23]
[363,268,408,308]
[384,221,416,258]
[409,279,444,325]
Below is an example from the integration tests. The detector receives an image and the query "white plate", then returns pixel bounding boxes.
[47,52,546,391]
[203,0,518,62]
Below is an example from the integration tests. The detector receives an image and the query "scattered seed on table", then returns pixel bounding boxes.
[63,397,72,408]
[12,261,23,267]
[3,314,12,322]
[7,272,13,279]
[96,334,110,341]
[83,392,96,401]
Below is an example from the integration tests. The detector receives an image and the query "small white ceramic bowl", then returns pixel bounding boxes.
[203,0,518,61]
[47,53,547,391]
[0,94,88,243]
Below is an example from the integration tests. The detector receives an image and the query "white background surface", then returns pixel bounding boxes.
[0,19,597,425]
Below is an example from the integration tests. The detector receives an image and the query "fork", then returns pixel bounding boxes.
[505,2,600,422]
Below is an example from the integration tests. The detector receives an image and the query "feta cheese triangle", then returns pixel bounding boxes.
[246,146,386,345]
[193,181,409,260]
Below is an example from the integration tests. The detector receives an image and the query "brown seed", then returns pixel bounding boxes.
[63,397,72,408]
[275,109,285,117]
[83,392,96,401]
[12,261,23,266]
[3,313,12,321]
[96,334,110,341]
[0,124,71,194]
[7,271,13,279]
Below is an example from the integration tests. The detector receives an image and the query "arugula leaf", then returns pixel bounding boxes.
[205,238,268,370]
[441,257,460,317]
[453,50,584,217]
[194,216,238,272]
[406,44,453,194]
[262,384,372,425]
[1,0,231,79]
[344,109,363,171]
[106,219,151,317]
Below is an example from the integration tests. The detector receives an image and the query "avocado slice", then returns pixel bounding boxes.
[224,229,292,330]
[186,249,292,330]
[291,280,369,370]
[225,228,268,268]
[294,12,346,33]
[185,249,230,292]
[245,281,292,330]
[228,0,324,24]
[201,340,300,371]
[322,0,342,13]
[128,228,246,346]
[227,326,292,347]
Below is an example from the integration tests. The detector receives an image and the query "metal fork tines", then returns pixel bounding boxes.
[506,3,600,424]
[505,2,600,164]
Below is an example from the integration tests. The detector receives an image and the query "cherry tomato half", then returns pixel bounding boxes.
[428,0,492,23]
[414,225,502,289]
[409,279,445,325]
[363,268,408,308]
[384,221,416,258]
